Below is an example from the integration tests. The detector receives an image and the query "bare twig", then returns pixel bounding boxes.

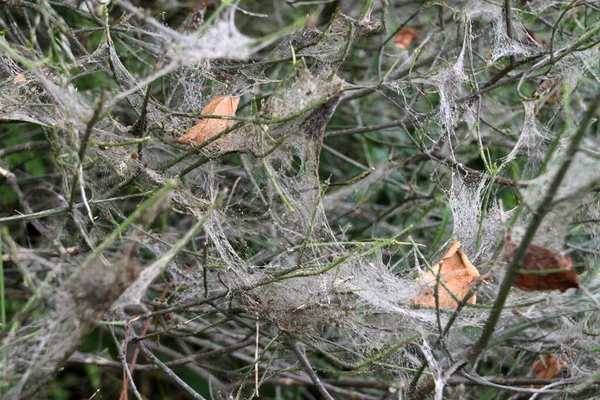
[134,340,207,400]
[287,337,335,400]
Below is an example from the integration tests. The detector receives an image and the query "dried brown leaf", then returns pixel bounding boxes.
[393,27,418,50]
[531,354,566,387]
[177,96,240,148]
[412,240,480,309]
[504,237,579,292]
[14,72,26,84]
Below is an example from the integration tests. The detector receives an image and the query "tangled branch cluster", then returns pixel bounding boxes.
[1,1,600,399]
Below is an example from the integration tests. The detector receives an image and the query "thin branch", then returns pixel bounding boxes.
[109,327,143,400]
[0,191,153,223]
[504,0,516,66]
[287,337,335,400]
[68,91,106,216]
[0,166,67,255]
[325,116,414,137]
[134,340,207,400]
[468,91,600,361]
[0,141,47,157]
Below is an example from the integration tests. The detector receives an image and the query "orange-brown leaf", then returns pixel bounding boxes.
[531,354,566,387]
[533,79,560,99]
[504,237,579,292]
[412,240,480,309]
[393,27,418,50]
[14,73,26,84]
[177,96,240,147]
[525,30,545,46]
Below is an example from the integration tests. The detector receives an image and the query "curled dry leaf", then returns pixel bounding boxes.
[531,354,566,387]
[534,79,560,98]
[504,237,579,292]
[393,27,418,50]
[412,240,480,309]
[14,72,27,84]
[525,29,545,46]
[177,96,240,148]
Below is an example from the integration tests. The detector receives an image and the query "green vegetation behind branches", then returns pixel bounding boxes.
[1,1,600,399]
